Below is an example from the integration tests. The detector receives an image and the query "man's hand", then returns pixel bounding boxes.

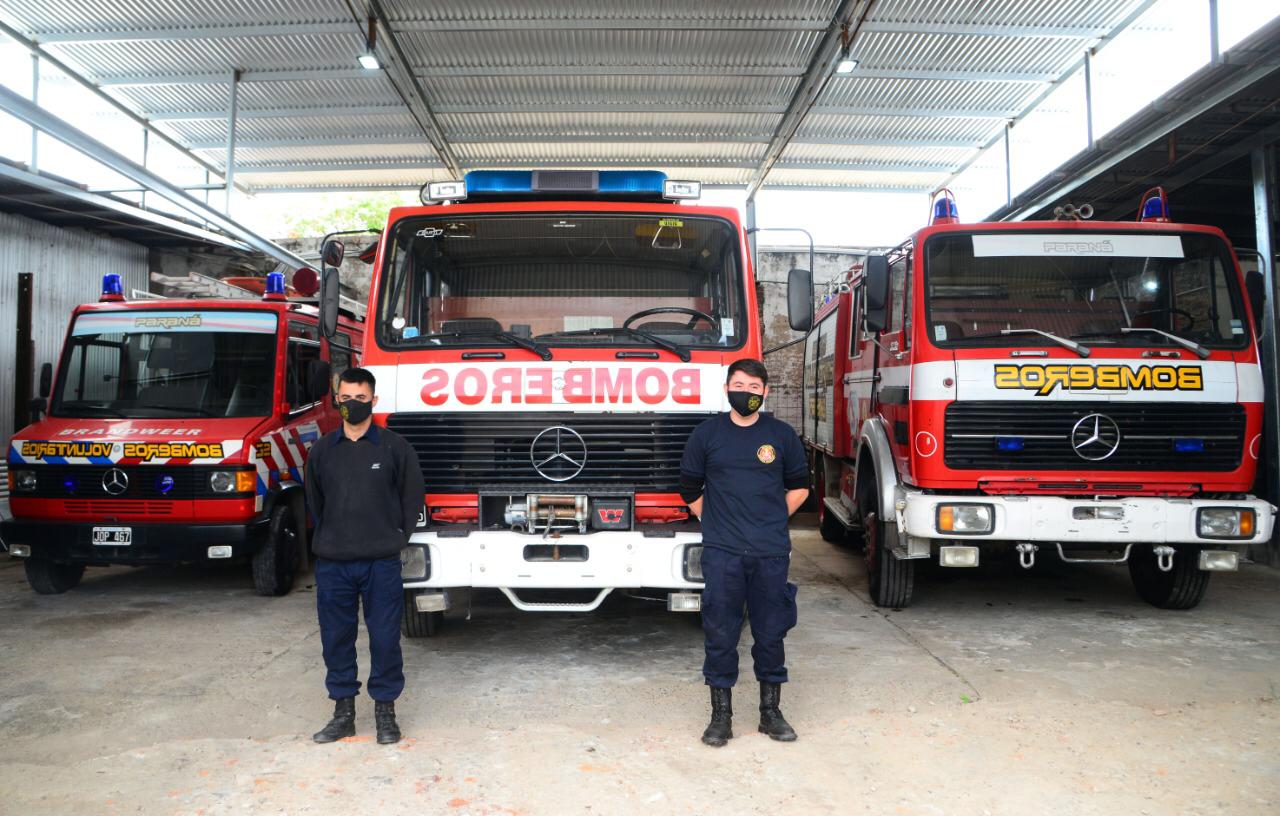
[689,496,704,520]
[785,488,809,516]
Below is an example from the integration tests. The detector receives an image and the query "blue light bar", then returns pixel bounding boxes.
[462,169,670,198]
[1173,438,1205,453]
[933,196,959,222]
[996,437,1025,452]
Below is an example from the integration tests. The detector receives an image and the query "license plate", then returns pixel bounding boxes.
[92,526,132,546]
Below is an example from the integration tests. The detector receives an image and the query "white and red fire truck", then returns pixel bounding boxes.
[798,189,1274,609]
[3,271,363,596]
[317,170,760,635]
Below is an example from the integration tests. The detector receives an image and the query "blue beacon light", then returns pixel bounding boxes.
[264,271,287,300]
[100,273,125,302]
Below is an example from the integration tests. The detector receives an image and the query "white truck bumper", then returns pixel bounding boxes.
[401,529,705,611]
[896,491,1275,550]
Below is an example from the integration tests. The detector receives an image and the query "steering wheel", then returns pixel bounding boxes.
[1133,307,1195,333]
[622,306,717,331]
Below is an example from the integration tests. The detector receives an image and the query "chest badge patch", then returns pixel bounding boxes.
[757,444,777,464]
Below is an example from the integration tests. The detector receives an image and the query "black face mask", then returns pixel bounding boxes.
[337,399,373,425]
[727,390,764,417]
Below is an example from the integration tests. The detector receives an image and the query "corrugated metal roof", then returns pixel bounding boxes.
[1,0,1158,193]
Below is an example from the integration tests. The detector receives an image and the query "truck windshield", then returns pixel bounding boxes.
[377,213,746,350]
[924,231,1248,351]
[52,310,278,419]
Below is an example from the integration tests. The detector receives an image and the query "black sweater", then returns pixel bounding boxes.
[304,423,424,561]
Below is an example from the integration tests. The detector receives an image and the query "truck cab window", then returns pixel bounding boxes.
[286,322,322,410]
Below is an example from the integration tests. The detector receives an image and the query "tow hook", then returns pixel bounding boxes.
[1153,545,1176,573]
[1015,542,1038,569]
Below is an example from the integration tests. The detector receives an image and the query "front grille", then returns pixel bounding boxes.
[944,402,1244,471]
[17,465,231,499]
[64,500,176,517]
[386,411,712,491]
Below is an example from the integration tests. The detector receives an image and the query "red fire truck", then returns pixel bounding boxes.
[2,271,363,596]
[797,189,1274,610]
[316,170,759,635]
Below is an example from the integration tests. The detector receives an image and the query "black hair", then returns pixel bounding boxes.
[726,358,768,386]
[338,367,376,391]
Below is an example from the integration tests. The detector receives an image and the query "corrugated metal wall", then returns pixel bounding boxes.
[0,211,147,446]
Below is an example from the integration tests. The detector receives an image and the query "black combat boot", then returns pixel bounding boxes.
[375,700,401,744]
[701,687,733,747]
[312,697,356,743]
[758,683,797,742]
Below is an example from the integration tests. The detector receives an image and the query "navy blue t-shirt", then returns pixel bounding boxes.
[680,412,808,557]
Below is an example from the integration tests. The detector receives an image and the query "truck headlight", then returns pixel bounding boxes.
[1197,507,1255,539]
[210,470,256,493]
[10,468,37,492]
[400,545,429,580]
[936,503,994,535]
[683,544,704,582]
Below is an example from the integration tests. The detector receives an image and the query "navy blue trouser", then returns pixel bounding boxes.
[700,546,799,688]
[316,556,405,702]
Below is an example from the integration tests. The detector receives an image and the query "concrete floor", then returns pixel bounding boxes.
[0,519,1277,816]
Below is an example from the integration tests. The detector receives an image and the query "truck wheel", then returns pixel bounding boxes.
[402,590,443,638]
[24,559,85,595]
[252,504,298,597]
[1128,544,1209,610]
[859,479,914,608]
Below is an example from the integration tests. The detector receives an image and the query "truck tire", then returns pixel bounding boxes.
[24,559,85,595]
[252,504,298,597]
[1128,544,1209,610]
[859,480,914,608]
[402,590,443,638]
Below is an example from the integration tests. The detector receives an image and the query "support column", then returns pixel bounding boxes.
[1083,50,1095,150]
[223,70,240,214]
[1252,145,1278,564]
[29,53,38,171]
[746,195,758,272]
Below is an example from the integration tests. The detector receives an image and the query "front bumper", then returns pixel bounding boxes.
[0,518,271,564]
[896,491,1276,549]
[402,529,705,592]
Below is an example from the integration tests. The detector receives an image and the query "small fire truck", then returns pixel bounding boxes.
[317,170,760,635]
[797,188,1274,610]
[2,270,363,596]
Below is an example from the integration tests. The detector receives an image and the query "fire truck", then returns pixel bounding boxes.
[316,170,759,635]
[796,188,1274,610]
[2,270,364,596]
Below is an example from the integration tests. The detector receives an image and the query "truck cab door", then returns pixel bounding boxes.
[844,283,874,447]
[875,254,913,475]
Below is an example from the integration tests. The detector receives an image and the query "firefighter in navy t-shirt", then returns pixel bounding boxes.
[679,358,809,746]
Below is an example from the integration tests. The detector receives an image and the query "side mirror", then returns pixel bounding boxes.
[28,396,46,420]
[1245,270,1265,335]
[38,362,52,399]
[786,268,814,332]
[321,238,345,268]
[306,359,332,403]
[319,267,340,340]
[863,254,891,333]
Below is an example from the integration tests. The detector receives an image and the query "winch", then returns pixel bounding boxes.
[505,494,590,536]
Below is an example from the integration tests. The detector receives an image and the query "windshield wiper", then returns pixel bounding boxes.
[949,328,1091,357]
[56,402,125,417]
[537,327,691,362]
[1072,327,1210,359]
[133,404,215,416]
[419,330,552,360]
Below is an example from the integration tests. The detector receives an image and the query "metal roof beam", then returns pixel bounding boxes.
[187,134,428,150]
[415,66,807,78]
[32,22,353,43]
[235,159,950,174]
[192,132,976,149]
[435,104,789,114]
[861,22,1110,38]
[837,68,1055,83]
[98,68,381,86]
[392,18,830,32]
[148,105,408,121]
[0,84,306,267]
[810,105,1017,118]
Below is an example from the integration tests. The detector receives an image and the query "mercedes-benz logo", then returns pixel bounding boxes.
[530,426,588,482]
[1070,413,1121,461]
[102,467,130,495]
